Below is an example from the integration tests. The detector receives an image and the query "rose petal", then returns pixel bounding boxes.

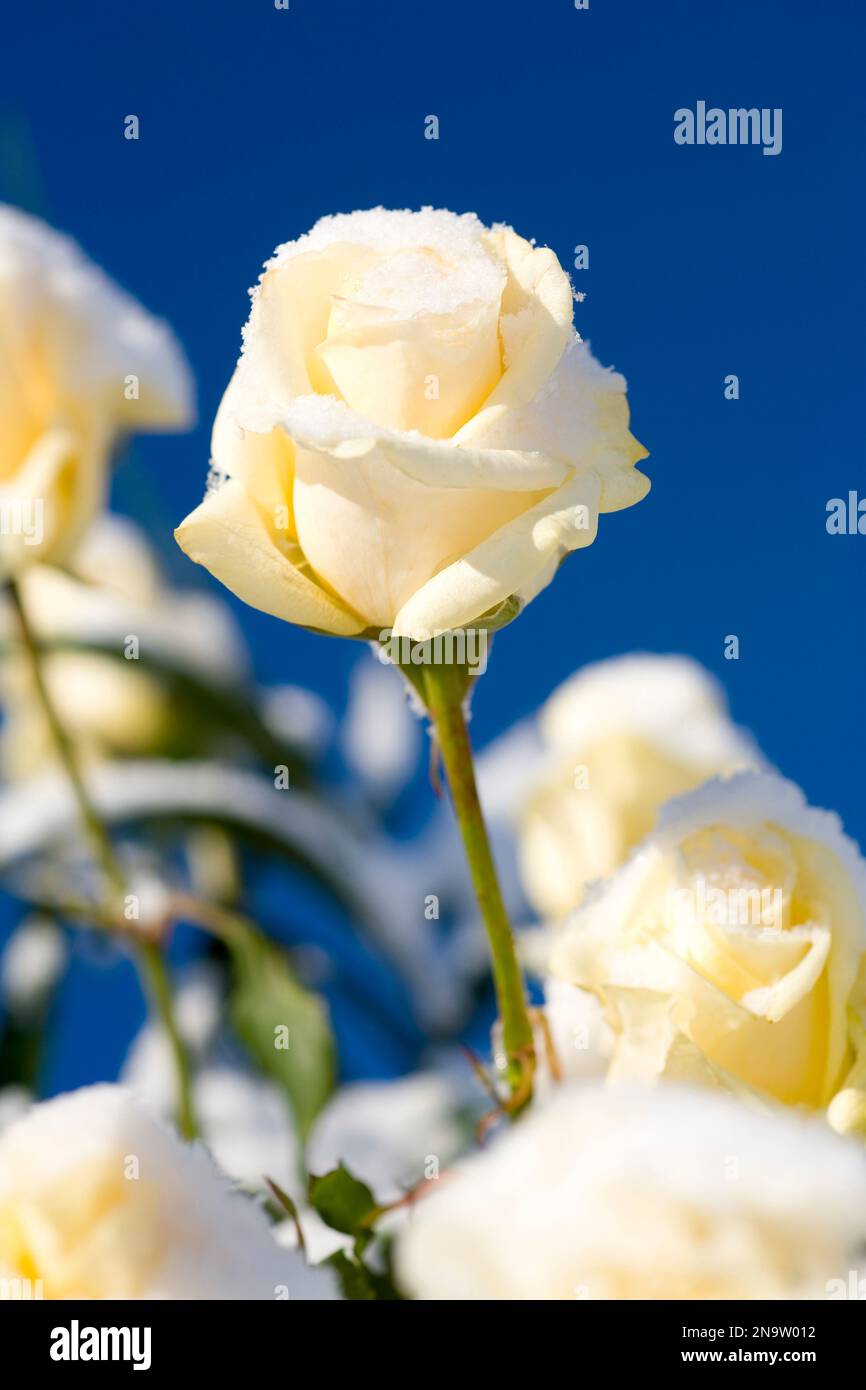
[392,468,601,639]
[174,477,365,636]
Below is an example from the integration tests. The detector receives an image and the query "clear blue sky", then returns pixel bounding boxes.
[2,0,864,1088]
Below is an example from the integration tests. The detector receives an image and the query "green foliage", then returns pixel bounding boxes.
[327,1246,402,1301]
[309,1163,406,1300]
[227,927,335,1142]
[308,1163,379,1234]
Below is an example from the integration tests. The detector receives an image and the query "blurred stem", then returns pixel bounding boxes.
[7,582,123,899]
[136,939,197,1141]
[422,664,535,1109]
[6,576,197,1140]
[168,892,252,947]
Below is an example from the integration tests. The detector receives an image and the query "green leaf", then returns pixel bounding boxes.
[326,1240,404,1301]
[308,1163,378,1235]
[326,1249,379,1301]
[474,592,523,636]
[227,927,335,1141]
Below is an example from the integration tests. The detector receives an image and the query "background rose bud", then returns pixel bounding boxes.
[0,206,193,577]
[396,1084,866,1300]
[519,654,760,921]
[176,208,649,640]
[0,1084,336,1299]
[549,773,866,1130]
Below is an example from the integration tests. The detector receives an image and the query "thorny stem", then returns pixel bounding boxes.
[7,577,197,1140]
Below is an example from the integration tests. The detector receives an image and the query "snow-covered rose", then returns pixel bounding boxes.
[0,1085,335,1299]
[519,655,758,921]
[175,208,648,640]
[549,773,866,1134]
[396,1084,866,1300]
[0,206,192,576]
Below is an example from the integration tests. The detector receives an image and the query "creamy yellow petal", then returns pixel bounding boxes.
[519,783,623,922]
[317,287,502,439]
[271,399,569,491]
[291,435,547,630]
[381,439,568,491]
[458,226,574,433]
[601,988,679,1085]
[790,832,866,1104]
[737,926,831,1023]
[248,243,373,402]
[392,469,600,639]
[211,369,297,518]
[174,478,365,636]
[643,933,830,1106]
[0,425,107,575]
[552,853,834,1107]
[0,206,194,437]
[459,337,649,514]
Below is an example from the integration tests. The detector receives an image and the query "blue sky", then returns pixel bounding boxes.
[2,0,864,1087]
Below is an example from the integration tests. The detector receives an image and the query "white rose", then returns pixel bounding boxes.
[519,654,759,921]
[549,772,866,1133]
[175,207,649,640]
[0,206,193,575]
[396,1083,866,1300]
[0,1084,336,1299]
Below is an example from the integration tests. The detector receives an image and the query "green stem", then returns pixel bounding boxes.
[7,581,124,901]
[137,940,197,1141]
[422,664,535,1104]
[7,577,197,1140]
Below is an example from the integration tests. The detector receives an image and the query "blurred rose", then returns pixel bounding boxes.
[0,1084,335,1299]
[549,773,866,1134]
[519,654,759,921]
[0,513,246,777]
[396,1084,866,1300]
[176,207,648,640]
[0,206,192,576]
